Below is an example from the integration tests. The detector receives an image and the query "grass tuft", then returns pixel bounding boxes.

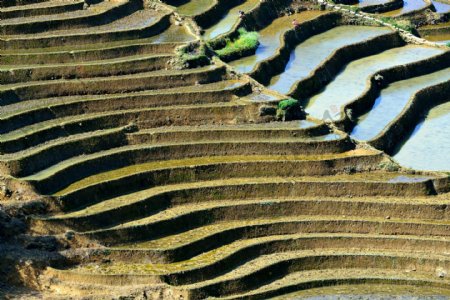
[216,28,259,61]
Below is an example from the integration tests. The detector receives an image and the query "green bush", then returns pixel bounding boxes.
[446,42,450,47]
[276,98,304,121]
[278,98,299,110]
[216,28,259,61]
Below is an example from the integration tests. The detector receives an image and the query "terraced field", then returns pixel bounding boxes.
[0,0,449,299]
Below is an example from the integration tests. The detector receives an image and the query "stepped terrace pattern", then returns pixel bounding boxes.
[0,0,449,299]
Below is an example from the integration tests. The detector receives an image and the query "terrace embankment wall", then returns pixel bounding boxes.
[249,12,342,85]
[290,31,404,101]
[193,0,244,29]
[0,12,172,49]
[207,0,294,49]
[334,50,450,139]
[369,79,450,153]
[359,0,404,14]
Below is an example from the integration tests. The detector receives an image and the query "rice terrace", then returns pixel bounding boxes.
[0,0,449,298]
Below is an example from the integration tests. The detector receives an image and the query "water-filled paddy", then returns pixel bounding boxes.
[382,0,428,16]
[267,25,392,95]
[422,32,450,44]
[229,11,324,74]
[351,67,450,141]
[304,45,442,120]
[202,0,260,40]
[356,0,392,7]
[420,21,450,43]
[393,101,450,171]
[175,0,215,16]
[432,0,450,13]
[148,23,196,43]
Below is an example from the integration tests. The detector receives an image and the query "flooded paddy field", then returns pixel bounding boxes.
[303,45,443,120]
[351,67,450,141]
[267,25,392,94]
[381,0,429,16]
[229,11,325,74]
[393,101,450,171]
[202,0,260,40]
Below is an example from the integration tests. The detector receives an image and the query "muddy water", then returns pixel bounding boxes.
[351,67,450,141]
[202,0,260,40]
[267,26,392,95]
[420,21,450,43]
[382,0,428,16]
[176,0,215,16]
[228,11,324,74]
[304,45,442,120]
[393,101,450,171]
[433,0,450,13]
[270,284,450,299]
[422,32,450,44]
[148,23,196,43]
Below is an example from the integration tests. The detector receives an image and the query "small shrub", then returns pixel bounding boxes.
[276,98,304,121]
[216,28,259,61]
[446,42,450,47]
[278,98,299,110]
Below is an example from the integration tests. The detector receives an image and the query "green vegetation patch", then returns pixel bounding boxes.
[380,17,415,33]
[276,98,304,121]
[446,42,450,47]
[278,98,299,110]
[216,28,259,62]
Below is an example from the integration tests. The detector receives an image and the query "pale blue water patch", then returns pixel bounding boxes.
[246,92,280,102]
[356,0,391,7]
[304,45,443,121]
[388,175,431,183]
[267,26,391,95]
[433,0,450,13]
[382,0,428,16]
[298,119,320,128]
[393,101,450,171]
[203,0,260,40]
[351,67,450,141]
